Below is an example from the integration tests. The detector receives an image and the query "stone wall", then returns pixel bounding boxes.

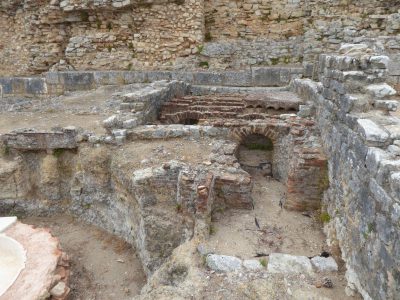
[0,68,303,96]
[198,0,400,85]
[1,0,400,77]
[291,48,399,299]
[0,0,204,76]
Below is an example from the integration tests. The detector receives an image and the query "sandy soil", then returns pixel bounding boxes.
[0,86,125,135]
[114,138,214,170]
[22,215,146,300]
[208,175,326,258]
[206,173,359,300]
[0,113,106,135]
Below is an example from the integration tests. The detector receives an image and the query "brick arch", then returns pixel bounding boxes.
[229,124,289,144]
[164,111,203,124]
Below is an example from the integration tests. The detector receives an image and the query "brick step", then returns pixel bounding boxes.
[160,105,244,114]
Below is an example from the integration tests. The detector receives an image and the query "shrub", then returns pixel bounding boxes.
[320,212,331,223]
[259,258,267,267]
[199,61,209,68]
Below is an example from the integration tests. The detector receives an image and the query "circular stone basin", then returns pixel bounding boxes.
[0,234,26,297]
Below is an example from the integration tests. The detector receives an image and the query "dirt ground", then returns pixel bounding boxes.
[113,138,214,170]
[0,85,132,134]
[208,175,326,258]
[206,174,358,300]
[22,215,146,300]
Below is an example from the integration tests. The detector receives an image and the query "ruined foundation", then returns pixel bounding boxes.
[0,1,400,299]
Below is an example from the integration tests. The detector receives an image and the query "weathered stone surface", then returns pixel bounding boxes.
[243,259,263,271]
[3,222,70,300]
[267,253,313,275]
[206,254,242,272]
[357,119,390,146]
[311,256,338,273]
[365,84,397,98]
[292,50,400,299]
[2,129,78,150]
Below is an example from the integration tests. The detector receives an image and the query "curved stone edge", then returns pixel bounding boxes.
[3,222,70,300]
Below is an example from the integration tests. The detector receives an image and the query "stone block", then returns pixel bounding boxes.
[374,100,399,112]
[94,71,125,85]
[389,172,400,200]
[2,130,77,150]
[206,254,242,272]
[357,119,390,146]
[365,83,397,99]
[267,253,313,274]
[62,72,95,91]
[243,259,263,271]
[252,67,284,87]
[365,147,391,176]
[369,56,390,69]
[147,71,172,82]
[192,72,224,86]
[123,71,149,84]
[221,71,252,87]
[369,178,394,212]
[311,256,338,272]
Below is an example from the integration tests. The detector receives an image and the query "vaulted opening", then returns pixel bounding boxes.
[180,118,199,125]
[237,134,274,178]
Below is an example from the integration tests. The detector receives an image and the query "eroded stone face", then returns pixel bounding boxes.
[292,50,399,299]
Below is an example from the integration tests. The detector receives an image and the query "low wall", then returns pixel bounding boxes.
[0,68,303,96]
[292,52,400,299]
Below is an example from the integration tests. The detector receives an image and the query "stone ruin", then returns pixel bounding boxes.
[0,1,399,300]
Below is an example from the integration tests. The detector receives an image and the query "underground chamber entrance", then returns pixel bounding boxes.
[237,134,274,177]
[180,118,199,125]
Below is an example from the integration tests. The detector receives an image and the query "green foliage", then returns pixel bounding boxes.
[53,148,65,158]
[2,144,10,156]
[196,44,204,54]
[80,11,89,22]
[96,19,102,29]
[259,258,267,267]
[204,32,212,42]
[127,63,133,70]
[214,207,225,214]
[128,42,134,50]
[202,255,207,266]
[320,212,331,223]
[107,45,112,52]
[107,22,113,30]
[368,222,375,233]
[270,58,279,65]
[209,224,216,235]
[283,56,291,64]
[199,61,209,68]
[83,203,91,209]
[176,203,182,213]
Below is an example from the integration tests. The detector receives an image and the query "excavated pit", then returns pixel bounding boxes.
[0,80,373,300]
[0,88,330,298]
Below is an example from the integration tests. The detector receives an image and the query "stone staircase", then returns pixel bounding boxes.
[159,91,303,124]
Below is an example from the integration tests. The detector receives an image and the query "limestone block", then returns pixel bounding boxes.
[365,84,397,98]
[206,254,242,272]
[267,253,313,274]
[374,100,399,112]
[243,259,263,271]
[2,130,78,150]
[357,119,389,145]
[369,56,390,69]
[311,256,339,273]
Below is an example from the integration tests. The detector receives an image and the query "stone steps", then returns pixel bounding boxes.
[159,92,302,124]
